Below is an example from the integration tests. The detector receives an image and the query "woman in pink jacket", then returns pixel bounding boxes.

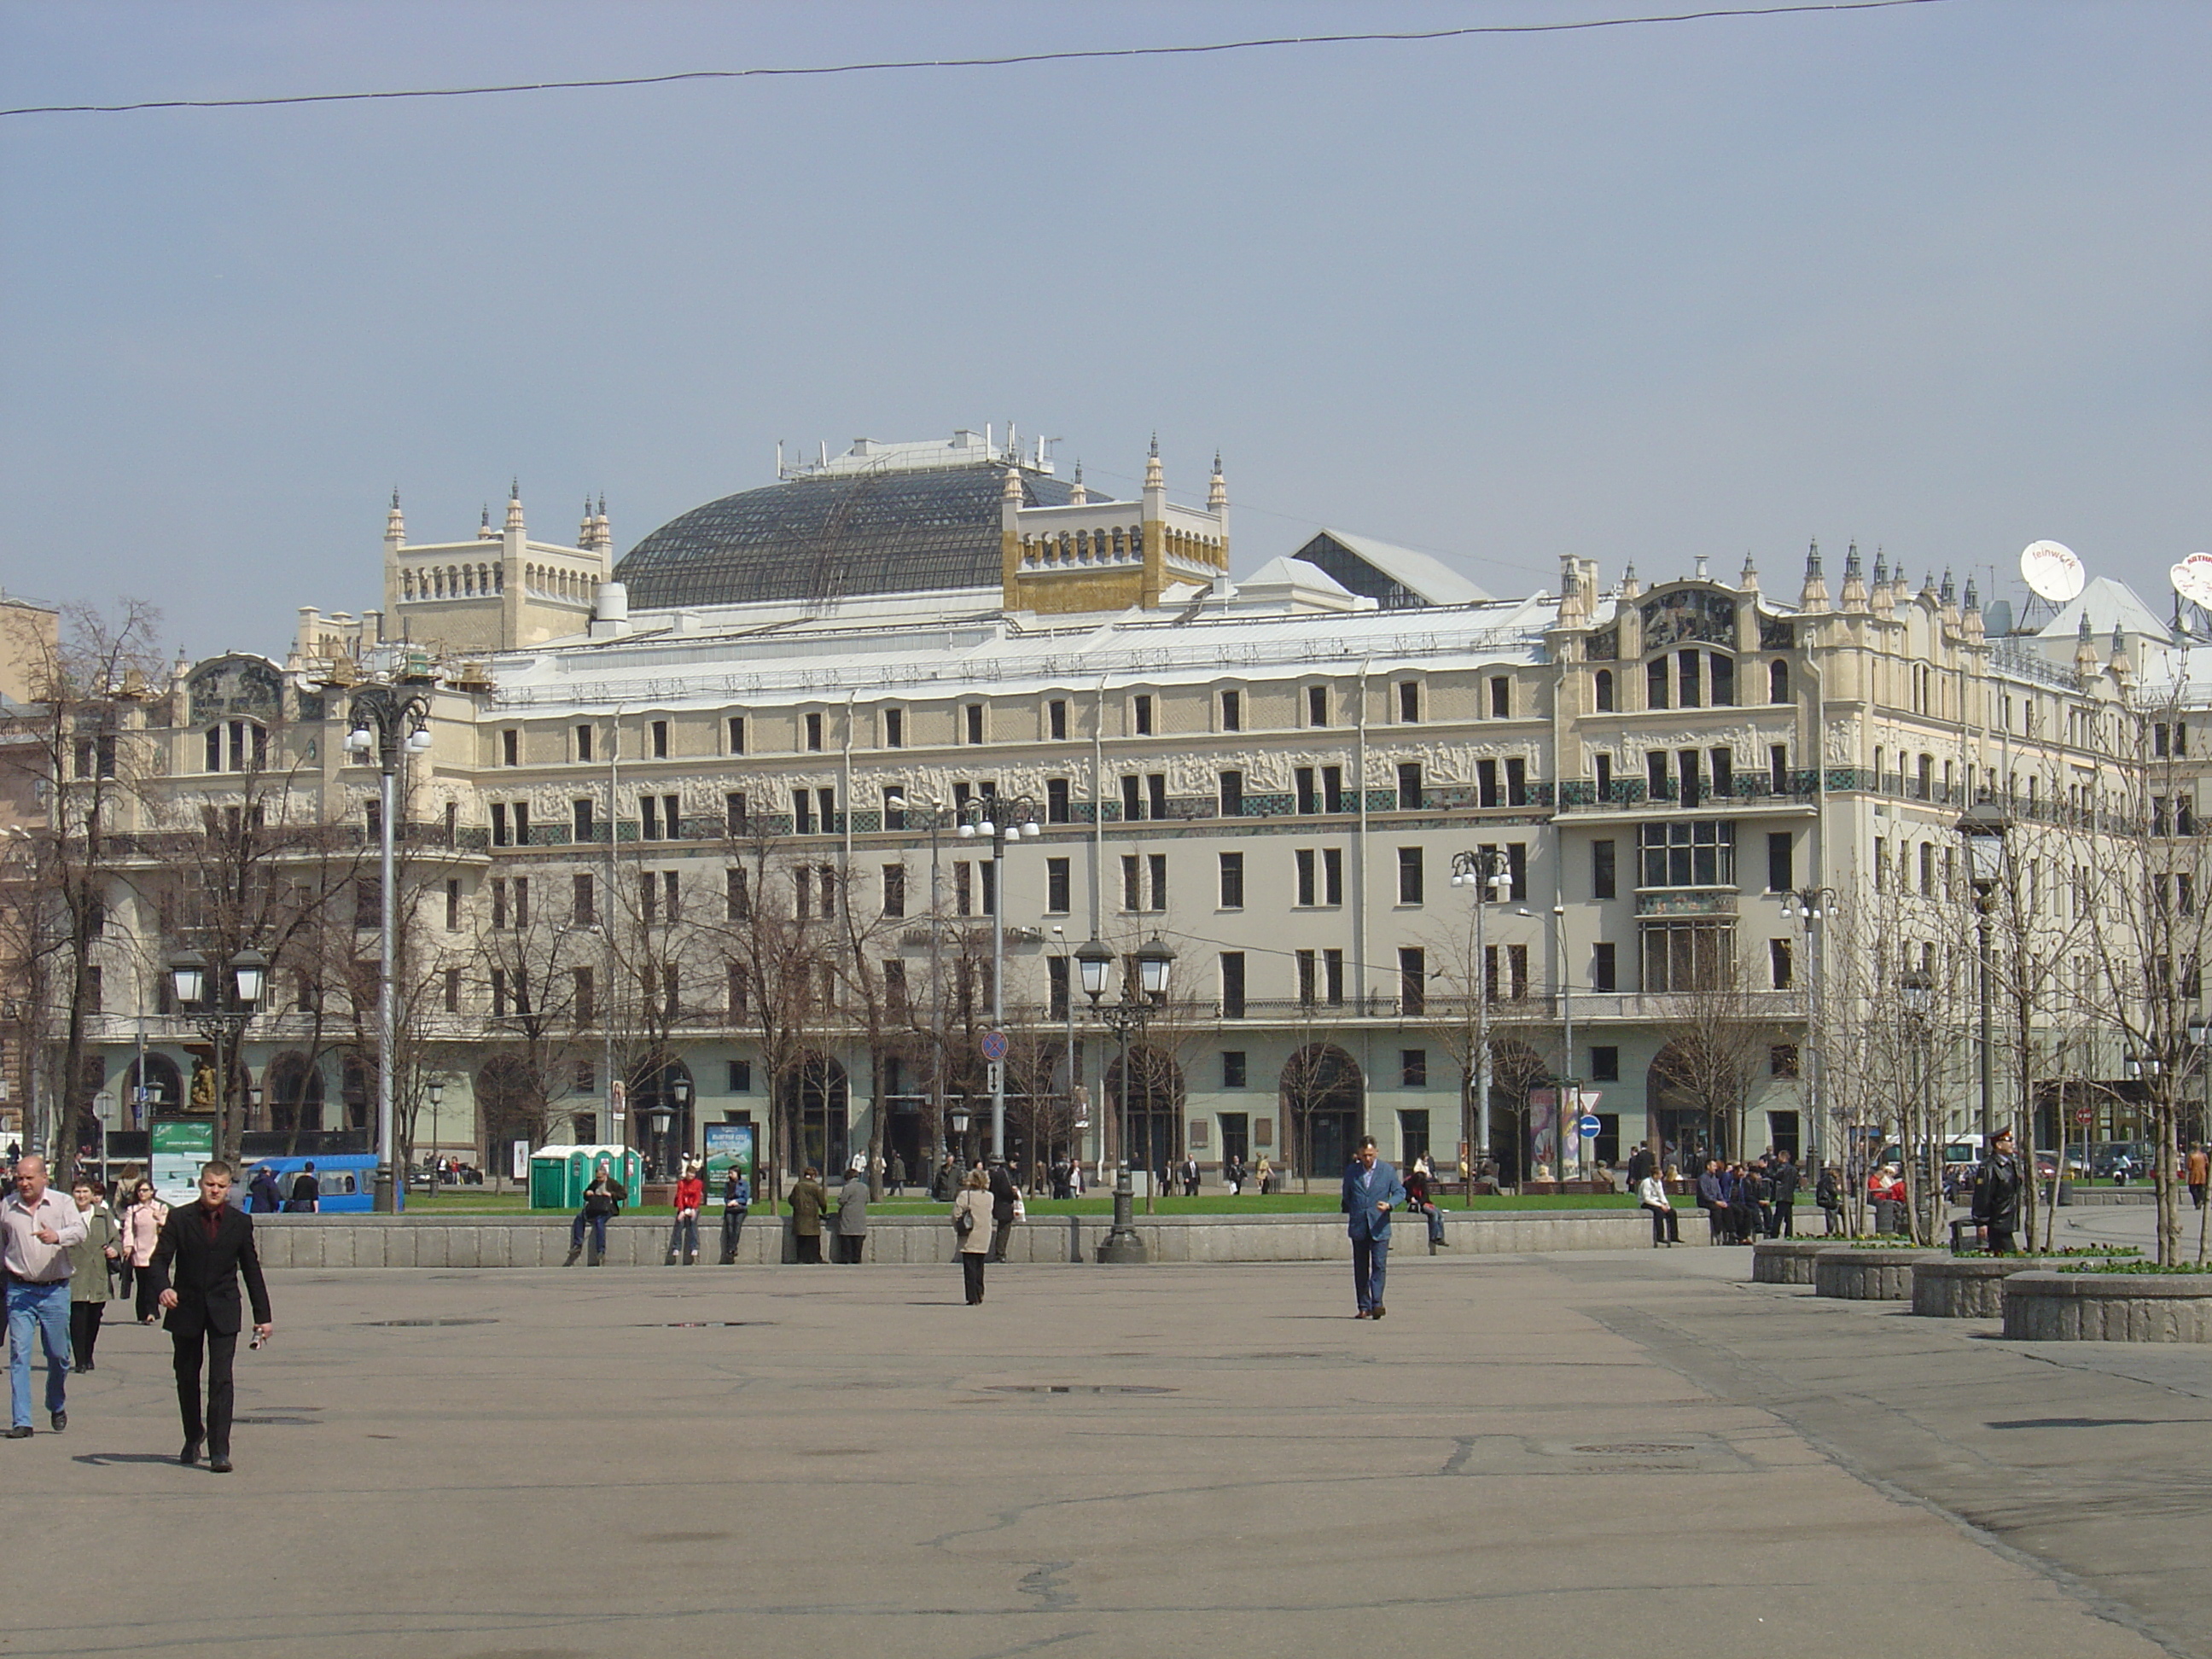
[117,1180,169,1324]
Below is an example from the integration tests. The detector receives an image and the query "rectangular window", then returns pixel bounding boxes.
[1396,761,1422,811]
[727,716,746,755]
[1771,1044,1801,1078]
[1641,921,1734,992]
[1647,750,1669,800]
[980,859,996,917]
[1121,856,1140,912]
[1048,699,1067,742]
[661,795,680,840]
[1295,848,1317,907]
[1919,841,1935,897]
[491,802,509,847]
[1147,773,1168,820]
[792,866,812,921]
[1295,766,1318,814]
[572,798,595,842]
[791,790,812,836]
[1046,857,1071,914]
[1219,770,1243,816]
[1046,777,1071,823]
[1710,653,1735,707]
[443,968,460,1014]
[727,963,749,1021]
[1220,689,1242,732]
[805,712,823,752]
[641,795,662,841]
[1323,847,1344,905]
[1400,947,1426,1016]
[1132,694,1153,736]
[650,719,668,759]
[1592,941,1617,992]
[1307,684,1329,727]
[445,878,461,932]
[1398,680,1420,723]
[1709,748,1732,799]
[1678,649,1702,710]
[1324,948,1346,1005]
[964,703,985,744]
[1505,756,1528,806]
[1767,832,1793,894]
[1507,944,1529,1000]
[882,864,906,918]
[1638,820,1737,888]
[575,724,594,762]
[491,968,509,1019]
[1478,759,1499,808]
[955,862,974,917]
[880,787,903,832]
[1121,774,1143,823]
[815,788,835,835]
[492,879,509,930]
[1147,853,1167,912]
[1489,676,1511,718]
[1770,744,1789,794]
[502,729,519,767]
[573,966,594,1026]
[1596,753,1612,798]
[573,872,595,927]
[1593,839,1616,900]
[728,1060,752,1092]
[1043,956,1066,1022]
[1400,1048,1428,1087]
[1297,949,1318,1005]
[1397,846,1423,905]
[1591,1045,1621,1083]
[1770,938,1794,989]
[1222,1051,1249,1088]
[1647,658,1669,713]
[1323,765,1344,812]
[1679,748,1703,808]
[1506,841,1528,901]
[883,707,903,748]
[1221,952,1247,1018]
[204,726,222,772]
[1218,852,1244,910]
[515,876,532,929]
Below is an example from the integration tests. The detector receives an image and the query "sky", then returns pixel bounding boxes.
[0,0,2206,658]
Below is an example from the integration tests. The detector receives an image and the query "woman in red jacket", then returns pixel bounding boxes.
[667,1164,706,1266]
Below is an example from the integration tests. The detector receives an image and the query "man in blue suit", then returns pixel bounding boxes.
[1341,1135,1407,1319]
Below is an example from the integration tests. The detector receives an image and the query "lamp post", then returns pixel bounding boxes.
[424,1077,445,1192]
[1900,967,1936,1243]
[1449,849,1510,1194]
[1958,807,2006,1147]
[343,679,434,1214]
[168,946,267,1163]
[1079,933,1173,1264]
[1781,887,1839,1167]
[958,795,1041,1167]
[1051,925,1083,1173]
[1516,902,1576,1179]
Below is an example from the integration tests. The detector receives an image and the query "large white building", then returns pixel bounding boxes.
[57,430,2197,1185]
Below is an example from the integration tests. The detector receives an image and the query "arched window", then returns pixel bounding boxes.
[1594,669,1615,713]
[1769,660,1790,703]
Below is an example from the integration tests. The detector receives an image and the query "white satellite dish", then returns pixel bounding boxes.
[2172,553,2212,614]
[2020,540,2086,605]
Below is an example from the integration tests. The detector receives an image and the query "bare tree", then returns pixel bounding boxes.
[1646,937,1784,1171]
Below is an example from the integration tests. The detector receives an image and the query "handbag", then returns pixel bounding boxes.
[954,1205,975,1237]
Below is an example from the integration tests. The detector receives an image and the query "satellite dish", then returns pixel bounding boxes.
[2172,553,2212,613]
[2020,540,2086,605]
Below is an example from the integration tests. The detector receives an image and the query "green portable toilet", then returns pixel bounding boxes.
[529,1144,640,1209]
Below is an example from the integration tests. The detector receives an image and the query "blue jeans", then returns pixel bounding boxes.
[570,1211,609,1255]
[1351,1232,1390,1312]
[7,1278,71,1425]
[667,1214,699,1260]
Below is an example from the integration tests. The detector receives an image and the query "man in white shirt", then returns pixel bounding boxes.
[3,1155,89,1436]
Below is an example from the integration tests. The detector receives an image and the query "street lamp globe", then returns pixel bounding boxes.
[427,1079,445,1108]
[405,723,434,754]
[1075,936,1114,1004]
[168,952,207,1007]
[230,948,268,1008]
[1135,934,1176,998]
[345,724,373,759]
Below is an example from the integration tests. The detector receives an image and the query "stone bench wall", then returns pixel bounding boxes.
[1813,1249,1945,1301]
[247,1207,1677,1270]
[2001,1272,2212,1342]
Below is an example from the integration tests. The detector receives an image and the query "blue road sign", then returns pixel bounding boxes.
[1576,1114,1603,1138]
[980,1029,1010,1062]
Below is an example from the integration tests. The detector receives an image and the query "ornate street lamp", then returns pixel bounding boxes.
[1082,933,1175,1264]
[1959,806,2007,1145]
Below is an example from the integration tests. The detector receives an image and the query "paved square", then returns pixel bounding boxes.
[2,1247,2188,1658]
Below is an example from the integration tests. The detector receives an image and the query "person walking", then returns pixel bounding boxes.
[666,1162,705,1266]
[68,1178,120,1373]
[1254,1152,1273,1196]
[119,1179,169,1324]
[284,1162,321,1214]
[789,1167,830,1263]
[952,1167,992,1304]
[1340,1135,1406,1320]
[833,1169,870,1264]
[1974,1127,2025,1254]
[246,1164,283,1214]
[986,1161,1020,1263]
[888,1151,908,1198]
[719,1163,752,1264]
[565,1160,624,1266]
[2188,1144,2209,1213]
[3,1155,86,1437]
[147,1161,272,1473]
[1637,1168,1680,1246]
[1767,1150,1800,1238]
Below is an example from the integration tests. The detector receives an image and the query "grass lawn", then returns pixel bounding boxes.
[399,1189,1658,1218]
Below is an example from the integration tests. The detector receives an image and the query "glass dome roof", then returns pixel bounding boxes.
[614,464,1094,609]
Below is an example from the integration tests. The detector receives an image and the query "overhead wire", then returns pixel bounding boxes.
[2,0,1951,119]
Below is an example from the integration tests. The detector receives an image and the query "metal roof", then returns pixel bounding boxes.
[614,464,1097,609]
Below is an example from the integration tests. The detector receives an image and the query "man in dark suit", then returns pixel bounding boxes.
[1341,1135,1407,1320]
[146,1161,273,1474]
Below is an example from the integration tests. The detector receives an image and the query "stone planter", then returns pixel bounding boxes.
[1750,1238,1834,1284]
[1813,1247,1945,1301]
[2001,1271,2212,1342]
[1912,1256,2045,1318]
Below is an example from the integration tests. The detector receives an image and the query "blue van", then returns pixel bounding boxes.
[233,1154,393,1214]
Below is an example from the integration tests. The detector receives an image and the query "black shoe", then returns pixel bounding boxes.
[1371,1304,1387,1320]
[5,1425,30,1439]
[208,1455,233,1474]
[179,1438,202,1465]
[49,1412,65,1432]
[76,1360,92,1373]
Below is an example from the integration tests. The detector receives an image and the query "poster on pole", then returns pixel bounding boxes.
[1528,1087,1561,1177]
[702,1122,756,1188]
[150,1120,214,1206]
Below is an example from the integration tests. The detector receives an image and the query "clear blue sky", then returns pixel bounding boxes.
[1,1,2205,655]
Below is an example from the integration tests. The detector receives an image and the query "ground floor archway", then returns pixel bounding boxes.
[1281,1044,1363,1181]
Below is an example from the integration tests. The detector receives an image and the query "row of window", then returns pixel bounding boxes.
[1591,654,1789,713]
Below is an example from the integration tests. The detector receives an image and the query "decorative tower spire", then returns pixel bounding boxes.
[1871,546,1889,588]
[1844,541,1862,583]
[1068,461,1087,506]
[594,493,610,554]
[1003,464,1023,503]
[479,504,496,540]
[1963,577,1979,613]
[1144,433,1163,493]
[579,498,596,548]
[1940,568,1956,606]
[385,488,405,544]
[1738,551,1759,593]
[504,480,525,534]
[1620,562,1641,600]
[1798,538,1830,613]
[1208,451,1226,512]
[1840,540,1868,612]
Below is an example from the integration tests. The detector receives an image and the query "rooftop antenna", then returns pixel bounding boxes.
[776,439,784,479]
